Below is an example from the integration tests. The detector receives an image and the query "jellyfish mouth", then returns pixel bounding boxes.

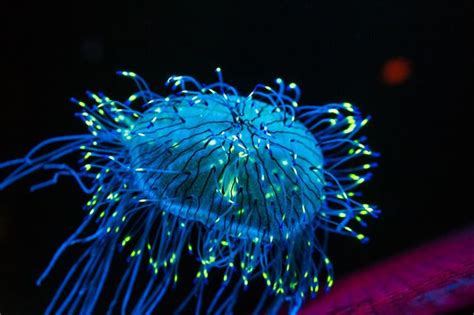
[156,196,316,243]
[160,199,266,240]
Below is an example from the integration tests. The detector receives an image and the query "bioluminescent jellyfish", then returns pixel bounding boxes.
[0,69,379,314]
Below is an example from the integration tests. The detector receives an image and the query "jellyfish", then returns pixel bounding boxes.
[0,68,379,314]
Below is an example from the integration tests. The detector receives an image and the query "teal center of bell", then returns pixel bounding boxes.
[129,95,325,242]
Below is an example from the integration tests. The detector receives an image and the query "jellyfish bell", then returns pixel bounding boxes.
[129,95,326,242]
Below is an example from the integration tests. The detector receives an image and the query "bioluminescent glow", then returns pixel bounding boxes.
[0,69,379,314]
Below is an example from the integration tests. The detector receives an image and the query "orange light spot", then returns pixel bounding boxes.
[381,57,412,86]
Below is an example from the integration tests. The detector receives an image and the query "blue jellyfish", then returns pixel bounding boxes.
[0,68,379,314]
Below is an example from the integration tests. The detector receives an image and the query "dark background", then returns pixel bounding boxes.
[1,1,472,314]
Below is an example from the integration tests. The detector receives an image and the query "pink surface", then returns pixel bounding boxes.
[300,228,474,314]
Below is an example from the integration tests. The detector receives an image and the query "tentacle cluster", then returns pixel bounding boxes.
[0,68,379,314]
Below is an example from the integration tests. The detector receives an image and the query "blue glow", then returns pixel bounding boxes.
[0,69,379,314]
